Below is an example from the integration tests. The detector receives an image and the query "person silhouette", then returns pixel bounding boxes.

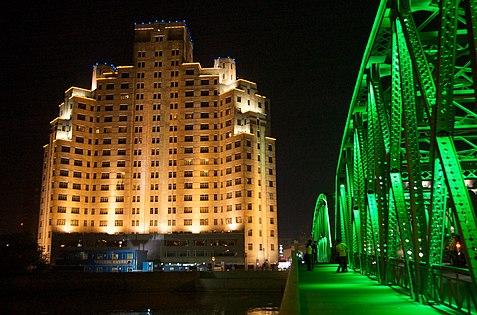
[335,239,348,273]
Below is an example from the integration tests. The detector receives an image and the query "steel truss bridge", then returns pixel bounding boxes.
[312,0,477,312]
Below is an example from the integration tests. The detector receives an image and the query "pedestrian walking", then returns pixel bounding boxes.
[312,241,318,264]
[305,240,313,271]
[335,239,348,273]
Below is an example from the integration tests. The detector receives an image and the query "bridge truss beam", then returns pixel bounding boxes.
[335,0,477,308]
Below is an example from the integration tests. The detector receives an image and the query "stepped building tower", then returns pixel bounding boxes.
[37,21,278,271]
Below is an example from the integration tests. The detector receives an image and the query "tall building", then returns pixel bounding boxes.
[37,21,278,269]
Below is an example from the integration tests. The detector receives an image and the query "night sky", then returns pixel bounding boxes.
[1,1,378,238]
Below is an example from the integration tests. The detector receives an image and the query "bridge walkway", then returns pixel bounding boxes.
[296,264,461,315]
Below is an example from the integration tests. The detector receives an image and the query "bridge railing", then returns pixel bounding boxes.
[388,258,410,290]
[383,257,477,314]
[428,265,477,314]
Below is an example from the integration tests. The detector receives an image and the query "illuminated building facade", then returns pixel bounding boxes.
[37,21,278,269]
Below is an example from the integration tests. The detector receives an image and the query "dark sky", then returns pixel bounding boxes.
[1,1,378,238]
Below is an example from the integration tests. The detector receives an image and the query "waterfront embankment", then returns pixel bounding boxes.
[1,270,288,297]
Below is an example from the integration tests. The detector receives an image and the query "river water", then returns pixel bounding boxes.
[5,291,282,314]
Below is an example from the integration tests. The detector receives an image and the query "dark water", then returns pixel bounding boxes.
[3,291,281,315]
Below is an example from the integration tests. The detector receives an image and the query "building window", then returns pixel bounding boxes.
[59,182,68,188]
[184,219,192,226]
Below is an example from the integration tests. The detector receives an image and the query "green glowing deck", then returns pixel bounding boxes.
[298,264,461,315]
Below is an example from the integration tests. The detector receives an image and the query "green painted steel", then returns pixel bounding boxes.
[311,194,333,263]
[331,0,477,309]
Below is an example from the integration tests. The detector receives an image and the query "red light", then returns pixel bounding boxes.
[456,241,461,249]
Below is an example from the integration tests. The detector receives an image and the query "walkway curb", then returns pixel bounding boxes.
[279,251,300,314]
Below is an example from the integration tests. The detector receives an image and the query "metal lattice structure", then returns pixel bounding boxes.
[334,0,477,311]
[311,194,333,262]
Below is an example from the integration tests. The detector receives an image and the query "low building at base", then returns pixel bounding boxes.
[51,231,246,272]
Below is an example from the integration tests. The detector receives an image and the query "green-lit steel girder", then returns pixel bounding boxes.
[311,194,333,262]
[334,0,477,308]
